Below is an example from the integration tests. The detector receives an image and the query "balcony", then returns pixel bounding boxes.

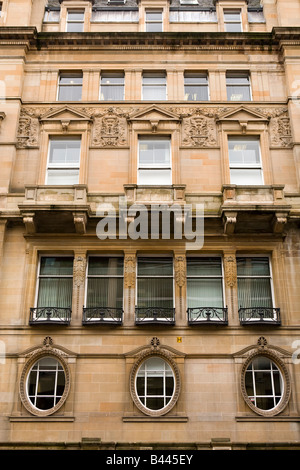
[82,307,123,325]
[135,307,175,325]
[239,307,281,326]
[29,307,71,325]
[187,307,228,325]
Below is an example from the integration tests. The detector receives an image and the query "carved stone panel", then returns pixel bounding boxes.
[224,254,237,288]
[91,108,128,147]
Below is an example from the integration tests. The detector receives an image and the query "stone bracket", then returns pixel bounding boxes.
[22,212,36,234]
[223,211,237,234]
[73,212,87,234]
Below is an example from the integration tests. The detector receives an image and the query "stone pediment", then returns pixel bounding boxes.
[217,106,270,124]
[39,106,92,123]
[128,106,180,131]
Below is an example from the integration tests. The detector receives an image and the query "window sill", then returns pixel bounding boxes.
[235,414,300,422]
[9,415,75,422]
[123,414,188,423]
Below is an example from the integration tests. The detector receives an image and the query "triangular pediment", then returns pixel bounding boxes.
[40,106,92,122]
[129,105,180,122]
[217,106,269,123]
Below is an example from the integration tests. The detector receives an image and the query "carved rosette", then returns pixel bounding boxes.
[224,254,237,288]
[124,255,136,289]
[174,255,186,288]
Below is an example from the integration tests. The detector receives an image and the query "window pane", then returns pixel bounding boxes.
[143,73,166,84]
[237,257,271,277]
[37,277,73,308]
[224,11,241,21]
[226,23,242,32]
[138,257,173,276]
[49,138,81,164]
[100,73,124,100]
[230,169,263,185]
[40,257,73,276]
[88,257,124,276]
[187,257,222,276]
[139,139,170,165]
[138,169,171,185]
[137,278,173,308]
[67,22,84,32]
[86,277,123,308]
[143,86,166,100]
[184,85,209,101]
[68,11,84,21]
[47,169,79,185]
[187,279,223,308]
[146,23,163,32]
[228,137,260,165]
[146,12,162,21]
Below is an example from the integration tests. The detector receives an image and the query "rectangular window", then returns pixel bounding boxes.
[226,72,251,101]
[228,136,263,185]
[224,9,242,32]
[186,257,224,309]
[145,10,163,32]
[36,256,73,309]
[184,72,209,101]
[142,71,166,100]
[86,256,124,309]
[100,72,124,100]
[137,257,174,308]
[138,136,171,185]
[46,137,81,185]
[57,72,83,101]
[66,10,84,32]
[237,257,273,309]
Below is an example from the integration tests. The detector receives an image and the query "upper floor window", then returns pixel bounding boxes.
[224,9,242,32]
[184,72,209,101]
[187,257,224,309]
[66,10,84,32]
[58,72,83,101]
[138,136,171,185]
[100,72,124,100]
[226,72,251,101]
[237,257,274,309]
[142,72,166,100]
[228,136,263,185]
[85,256,124,309]
[47,136,81,185]
[145,10,163,32]
[136,257,174,309]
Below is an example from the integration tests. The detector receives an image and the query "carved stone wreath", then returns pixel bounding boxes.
[129,347,181,417]
[240,348,291,417]
[19,348,71,417]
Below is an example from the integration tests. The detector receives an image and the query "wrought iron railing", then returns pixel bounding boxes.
[29,307,71,325]
[82,307,123,325]
[135,307,175,325]
[239,307,281,325]
[187,307,228,325]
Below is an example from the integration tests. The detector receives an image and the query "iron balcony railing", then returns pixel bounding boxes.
[187,307,228,325]
[239,307,281,325]
[82,307,123,325]
[29,307,71,325]
[135,307,175,325]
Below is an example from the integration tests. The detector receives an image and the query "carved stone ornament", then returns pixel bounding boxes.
[73,255,86,287]
[252,107,293,148]
[174,255,186,288]
[224,254,237,288]
[19,338,71,417]
[240,345,291,417]
[16,108,41,148]
[129,340,181,417]
[91,108,128,147]
[124,255,136,288]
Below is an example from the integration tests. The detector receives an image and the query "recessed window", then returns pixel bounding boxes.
[228,136,263,185]
[226,72,251,101]
[58,72,83,101]
[47,137,81,185]
[184,72,209,101]
[27,357,66,411]
[237,257,273,309]
[224,9,242,32]
[36,256,73,310]
[136,357,175,411]
[145,10,163,32]
[142,72,166,100]
[66,10,84,32]
[187,257,224,309]
[245,356,284,411]
[138,137,171,185]
[100,72,124,100]
[86,256,124,309]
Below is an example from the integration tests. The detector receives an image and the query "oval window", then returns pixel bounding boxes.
[26,357,66,411]
[135,357,175,412]
[245,356,284,411]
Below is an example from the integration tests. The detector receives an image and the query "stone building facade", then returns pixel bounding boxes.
[0,0,299,450]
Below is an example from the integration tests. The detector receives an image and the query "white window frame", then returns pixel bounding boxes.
[137,136,172,185]
[224,9,242,32]
[66,9,85,32]
[186,255,225,309]
[142,71,167,100]
[84,254,124,309]
[145,9,163,32]
[236,254,276,309]
[34,254,74,309]
[99,71,125,101]
[46,136,81,185]
[228,135,263,185]
[184,72,210,101]
[226,71,252,101]
[136,254,175,309]
[57,72,83,101]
